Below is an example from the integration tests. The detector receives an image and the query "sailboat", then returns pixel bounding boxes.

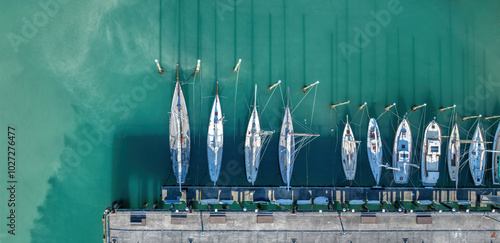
[421,120,441,186]
[469,123,485,186]
[279,88,319,190]
[393,117,412,184]
[342,116,360,182]
[447,118,460,185]
[207,82,223,185]
[492,123,500,185]
[245,85,274,185]
[169,64,190,191]
[367,118,382,185]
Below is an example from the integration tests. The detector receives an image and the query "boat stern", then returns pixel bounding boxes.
[422,171,439,186]
[394,172,408,184]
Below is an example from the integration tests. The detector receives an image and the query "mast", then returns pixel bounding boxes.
[176,64,182,191]
[215,82,219,182]
[254,84,257,109]
[454,114,459,189]
[287,130,291,190]
[252,84,258,186]
[286,87,291,190]
[212,81,221,186]
[286,87,290,109]
[455,134,458,190]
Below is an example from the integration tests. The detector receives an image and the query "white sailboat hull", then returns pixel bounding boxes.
[447,123,460,182]
[342,120,357,181]
[393,118,412,184]
[493,123,500,185]
[421,121,441,186]
[245,107,262,185]
[367,118,382,185]
[469,123,485,186]
[207,94,223,184]
[169,81,190,184]
[279,106,294,188]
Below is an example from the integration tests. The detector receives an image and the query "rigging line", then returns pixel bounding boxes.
[291,88,313,114]
[261,82,280,114]
[259,133,274,162]
[264,110,275,131]
[306,142,310,187]
[351,178,361,187]
[183,66,199,84]
[329,108,334,132]
[309,85,318,129]
[442,109,455,173]
[360,108,365,134]
[376,109,388,120]
[335,124,340,154]
[238,79,251,114]
[335,108,348,125]
[279,84,285,110]
[234,68,240,102]
[352,108,361,122]
[414,107,426,164]
[304,86,307,126]
[264,89,282,129]
[198,69,206,149]
[388,108,401,120]
[235,70,251,114]
[485,119,500,138]
[465,118,480,141]
[218,69,235,92]
[233,69,240,141]
[365,104,371,119]
[294,139,318,159]
[292,117,318,134]
[394,104,400,120]
[191,74,197,144]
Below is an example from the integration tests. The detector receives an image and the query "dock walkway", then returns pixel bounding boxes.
[104,186,500,242]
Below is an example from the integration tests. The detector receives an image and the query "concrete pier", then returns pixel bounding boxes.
[104,186,500,242]
[106,211,500,242]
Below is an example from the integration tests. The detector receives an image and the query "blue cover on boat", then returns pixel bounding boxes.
[313,196,329,205]
[296,200,311,205]
[276,199,294,205]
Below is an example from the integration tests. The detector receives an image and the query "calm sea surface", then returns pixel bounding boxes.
[1,0,500,242]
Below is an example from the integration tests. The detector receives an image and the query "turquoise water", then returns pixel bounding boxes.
[1,0,500,242]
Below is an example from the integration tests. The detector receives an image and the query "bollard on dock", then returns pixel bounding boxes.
[411,103,426,111]
[302,81,319,93]
[385,103,396,111]
[485,115,500,120]
[196,59,201,73]
[191,59,201,77]
[155,59,164,74]
[358,102,367,110]
[233,59,242,72]
[269,80,281,90]
[462,115,482,121]
[438,104,456,112]
[330,100,350,109]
